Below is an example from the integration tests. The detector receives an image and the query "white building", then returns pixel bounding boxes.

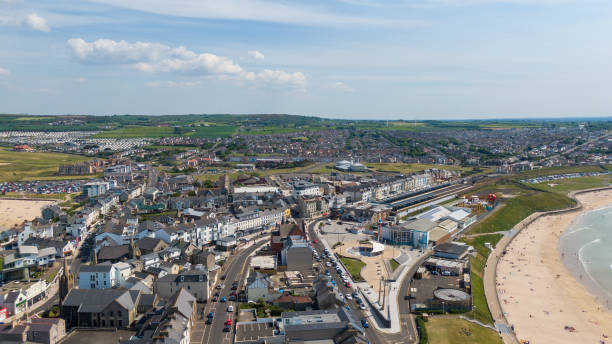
[292,181,322,197]
[78,263,118,289]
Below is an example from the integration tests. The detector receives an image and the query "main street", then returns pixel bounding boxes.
[306,220,417,344]
[191,240,266,344]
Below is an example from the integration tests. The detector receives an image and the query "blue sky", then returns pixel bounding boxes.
[1,0,611,119]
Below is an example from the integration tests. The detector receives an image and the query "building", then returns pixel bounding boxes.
[82,181,110,198]
[60,289,140,329]
[58,163,94,176]
[0,317,66,344]
[281,308,363,342]
[335,160,367,172]
[281,236,313,272]
[292,181,322,197]
[297,197,329,218]
[246,271,280,302]
[434,242,470,260]
[154,269,209,302]
[78,263,118,289]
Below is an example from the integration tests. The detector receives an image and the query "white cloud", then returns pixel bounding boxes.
[146,80,202,88]
[248,50,265,60]
[68,38,306,88]
[0,67,10,76]
[77,77,86,83]
[23,13,50,32]
[333,81,354,92]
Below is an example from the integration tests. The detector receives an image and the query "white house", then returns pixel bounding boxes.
[78,263,118,289]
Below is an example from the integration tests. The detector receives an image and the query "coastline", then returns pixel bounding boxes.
[559,205,612,312]
[496,189,612,344]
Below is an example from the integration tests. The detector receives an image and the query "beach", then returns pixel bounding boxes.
[0,199,56,229]
[496,190,612,344]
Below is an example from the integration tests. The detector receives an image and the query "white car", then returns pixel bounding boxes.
[326,262,332,267]
[346,294,352,300]
[227,305,234,312]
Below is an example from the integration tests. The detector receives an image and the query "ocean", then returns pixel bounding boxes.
[559,205,612,310]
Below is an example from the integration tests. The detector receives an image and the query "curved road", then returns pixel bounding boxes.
[307,219,418,344]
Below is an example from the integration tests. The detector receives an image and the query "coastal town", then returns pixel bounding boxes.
[0,116,610,344]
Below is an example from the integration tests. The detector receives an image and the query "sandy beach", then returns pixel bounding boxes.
[0,199,56,229]
[496,190,612,344]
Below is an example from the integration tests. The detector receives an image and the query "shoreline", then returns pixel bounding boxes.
[559,205,612,312]
[496,189,612,344]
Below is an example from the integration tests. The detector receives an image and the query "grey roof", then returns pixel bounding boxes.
[164,288,195,320]
[434,242,469,256]
[402,218,437,232]
[80,262,114,273]
[98,245,129,260]
[136,237,164,252]
[63,289,135,313]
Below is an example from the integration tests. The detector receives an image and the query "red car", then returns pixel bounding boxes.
[225,318,232,326]
[345,282,351,288]
[313,239,318,244]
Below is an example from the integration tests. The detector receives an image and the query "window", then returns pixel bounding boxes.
[101,320,105,326]
[90,275,95,281]
[118,311,122,317]
[109,311,113,316]
[110,320,114,326]
[118,320,122,327]
[90,284,95,288]
[187,285,190,290]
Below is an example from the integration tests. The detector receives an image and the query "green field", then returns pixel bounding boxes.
[339,255,366,282]
[459,234,504,325]
[527,175,611,194]
[93,125,236,138]
[0,148,91,182]
[0,192,68,200]
[468,190,575,234]
[424,317,503,344]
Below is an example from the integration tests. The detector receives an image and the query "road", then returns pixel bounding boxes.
[306,220,416,344]
[191,240,266,344]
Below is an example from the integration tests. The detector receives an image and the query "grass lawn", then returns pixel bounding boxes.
[425,317,503,344]
[366,163,470,174]
[389,259,400,272]
[0,147,91,182]
[339,255,366,282]
[459,234,504,325]
[528,175,611,194]
[468,190,575,234]
[0,192,67,200]
[516,165,608,179]
[94,125,236,138]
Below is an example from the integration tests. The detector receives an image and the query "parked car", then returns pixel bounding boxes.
[361,318,369,328]
[227,305,234,312]
[207,311,214,319]
[360,303,366,310]
[220,296,227,302]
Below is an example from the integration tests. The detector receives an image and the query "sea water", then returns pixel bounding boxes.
[559,206,612,310]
